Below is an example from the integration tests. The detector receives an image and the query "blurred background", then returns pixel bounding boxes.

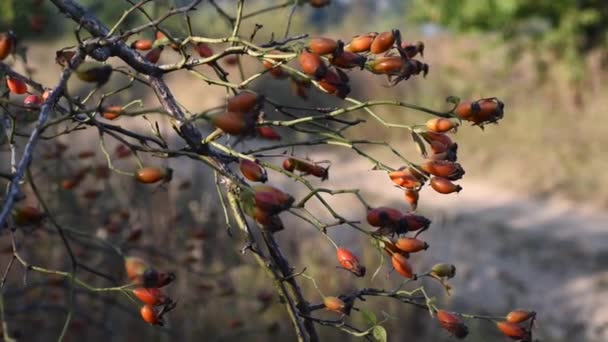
[1,0,608,341]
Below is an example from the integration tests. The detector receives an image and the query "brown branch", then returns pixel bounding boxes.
[226,190,318,342]
[49,0,235,162]
[0,51,86,234]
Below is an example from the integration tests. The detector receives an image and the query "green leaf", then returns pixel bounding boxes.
[372,325,387,342]
[361,308,377,326]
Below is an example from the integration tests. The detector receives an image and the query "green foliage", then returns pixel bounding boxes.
[408,0,608,78]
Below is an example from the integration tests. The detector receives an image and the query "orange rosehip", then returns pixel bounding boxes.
[298,50,327,78]
[125,256,148,281]
[506,310,536,324]
[395,237,428,253]
[437,310,468,339]
[367,56,404,75]
[133,287,167,306]
[420,160,465,181]
[496,321,528,340]
[391,253,414,279]
[308,37,338,55]
[101,105,124,120]
[404,190,419,211]
[226,92,262,113]
[366,207,403,227]
[253,185,294,214]
[131,39,154,51]
[211,112,253,135]
[282,158,296,172]
[135,167,172,184]
[388,170,423,189]
[6,76,27,94]
[256,126,281,140]
[307,0,331,8]
[336,247,366,277]
[329,51,366,69]
[370,31,395,54]
[323,296,345,313]
[24,95,43,107]
[0,31,15,60]
[144,46,163,64]
[140,304,162,325]
[426,118,457,133]
[318,69,350,98]
[345,33,376,53]
[239,159,267,183]
[430,177,462,194]
[194,42,213,58]
[12,206,44,226]
[453,101,478,120]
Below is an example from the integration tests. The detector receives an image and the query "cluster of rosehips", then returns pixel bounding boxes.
[125,257,177,326]
[436,309,535,340]
[496,310,536,341]
[301,30,426,95]
[385,98,503,210]
[391,129,464,210]
[239,185,294,233]
[367,207,433,279]
[261,29,426,99]
[210,92,281,140]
